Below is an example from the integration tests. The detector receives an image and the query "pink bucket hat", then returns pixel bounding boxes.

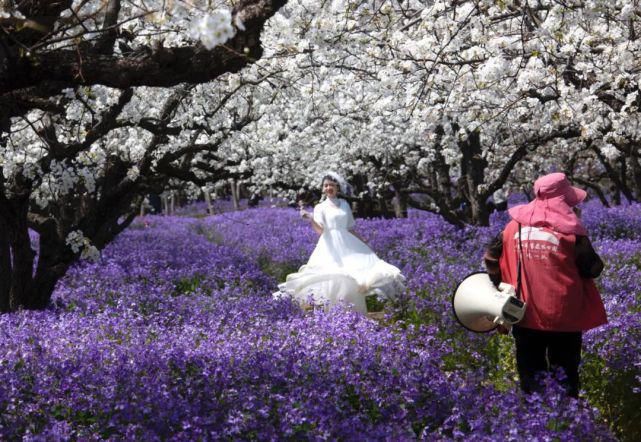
[508,173,588,235]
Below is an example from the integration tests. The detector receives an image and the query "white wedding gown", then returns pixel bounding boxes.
[276,198,405,313]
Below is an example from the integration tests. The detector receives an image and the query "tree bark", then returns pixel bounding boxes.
[0,219,11,312]
[629,146,641,200]
[204,189,214,215]
[591,145,635,203]
[6,198,36,310]
[572,177,610,208]
[459,129,491,226]
[31,227,72,310]
[231,179,240,211]
[392,187,408,218]
[0,0,288,97]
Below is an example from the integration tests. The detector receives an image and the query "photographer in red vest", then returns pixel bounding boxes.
[484,173,607,397]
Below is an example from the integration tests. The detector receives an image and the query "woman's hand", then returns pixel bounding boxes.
[299,208,312,221]
[299,203,323,235]
[298,202,313,222]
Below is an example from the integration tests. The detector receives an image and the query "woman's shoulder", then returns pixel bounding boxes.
[341,199,354,211]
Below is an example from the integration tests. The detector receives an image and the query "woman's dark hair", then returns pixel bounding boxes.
[320,175,341,193]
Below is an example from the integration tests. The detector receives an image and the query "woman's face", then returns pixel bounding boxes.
[322,179,339,198]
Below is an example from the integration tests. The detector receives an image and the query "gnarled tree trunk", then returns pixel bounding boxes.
[7,203,37,310]
[0,219,11,312]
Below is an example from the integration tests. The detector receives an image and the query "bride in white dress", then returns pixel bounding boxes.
[277,172,405,313]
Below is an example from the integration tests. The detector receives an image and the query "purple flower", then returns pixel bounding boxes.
[2,203,635,439]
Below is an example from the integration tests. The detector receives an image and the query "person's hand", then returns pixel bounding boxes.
[299,208,312,221]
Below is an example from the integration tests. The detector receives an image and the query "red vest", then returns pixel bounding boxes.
[499,220,607,332]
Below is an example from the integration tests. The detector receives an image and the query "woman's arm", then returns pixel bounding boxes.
[343,200,369,245]
[575,236,604,278]
[300,207,324,235]
[310,218,323,235]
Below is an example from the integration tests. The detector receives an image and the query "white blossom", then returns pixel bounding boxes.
[189,10,236,50]
[65,230,100,261]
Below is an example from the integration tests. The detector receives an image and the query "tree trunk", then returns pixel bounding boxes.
[612,185,621,205]
[169,191,176,215]
[593,145,634,203]
[572,177,610,208]
[0,221,11,312]
[469,197,491,226]
[392,188,407,218]
[162,194,169,215]
[354,194,375,218]
[7,199,37,310]
[203,188,214,215]
[4,200,140,311]
[376,196,395,219]
[230,179,240,211]
[162,191,176,215]
[459,129,490,226]
[32,230,73,310]
[630,147,641,200]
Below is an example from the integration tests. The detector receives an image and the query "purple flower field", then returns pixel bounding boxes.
[1,201,639,440]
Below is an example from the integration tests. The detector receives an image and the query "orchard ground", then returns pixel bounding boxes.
[0,200,639,440]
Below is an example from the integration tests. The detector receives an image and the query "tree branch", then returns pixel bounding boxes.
[0,0,288,96]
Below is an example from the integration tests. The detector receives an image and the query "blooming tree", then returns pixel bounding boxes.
[221,0,641,225]
[0,0,287,311]
[3,0,641,309]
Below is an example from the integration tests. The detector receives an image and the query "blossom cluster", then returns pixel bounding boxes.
[188,10,237,50]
